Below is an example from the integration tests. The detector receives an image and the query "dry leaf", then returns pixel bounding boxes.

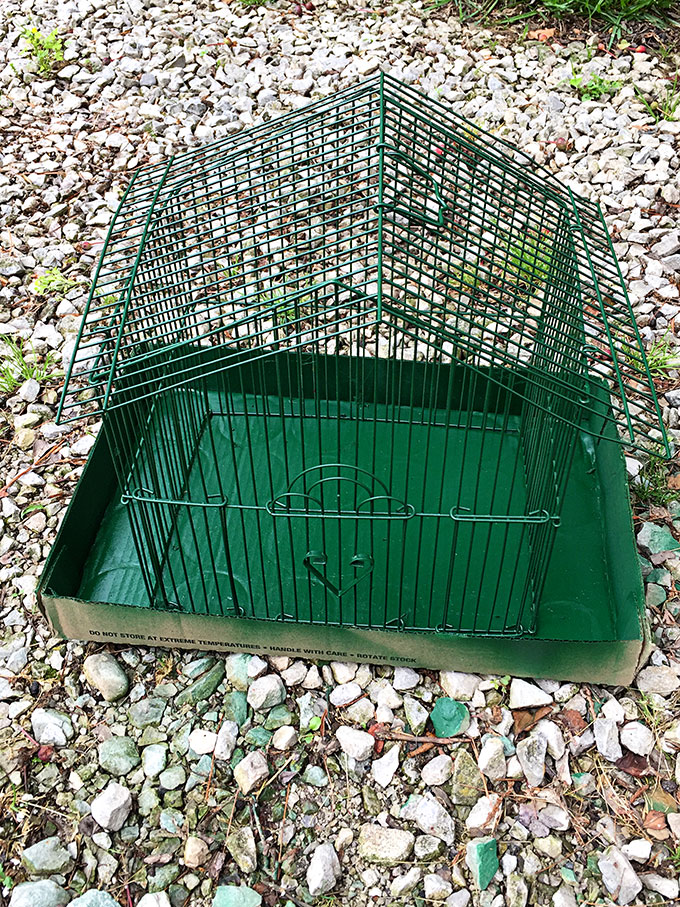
[668,474,680,489]
[143,853,174,866]
[616,751,650,777]
[528,28,556,41]
[558,709,588,734]
[643,810,670,840]
[512,705,552,736]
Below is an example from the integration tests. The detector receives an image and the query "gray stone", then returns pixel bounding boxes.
[83,653,129,701]
[403,695,429,735]
[21,837,73,876]
[451,750,484,804]
[306,842,341,896]
[357,824,415,865]
[506,872,528,907]
[183,836,211,869]
[336,725,374,760]
[414,834,444,861]
[403,793,456,844]
[128,697,167,728]
[226,826,257,873]
[652,231,680,258]
[90,781,133,831]
[246,674,286,711]
[636,665,680,695]
[598,846,642,905]
[31,709,74,746]
[552,885,577,907]
[18,378,40,403]
[98,737,141,776]
[302,764,329,787]
[9,882,70,907]
[639,872,679,899]
[233,750,269,794]
[516,733,547,787]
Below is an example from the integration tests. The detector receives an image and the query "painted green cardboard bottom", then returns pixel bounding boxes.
[39,419,648,685]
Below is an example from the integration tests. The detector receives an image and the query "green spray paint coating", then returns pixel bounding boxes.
[430,698,470,737]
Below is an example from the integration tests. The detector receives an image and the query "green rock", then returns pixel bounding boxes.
[362,784,381,815]
[159,765,186,791]
[645,583,667,607]
[138,780,161,816]
[21,836,73,875]
[430,698,470,737]
[184,656,216,679]
[9,881,70,907]
[560,866,577,885]
[170,722,193,756]
[245,726,272,747]
[224,691,248,727]
[226,654,251,691]
[302,765,328,787]
[637,521,679,555]
[647,566,670,584]
[168,885,190,907]
[149,863,181,892]
[465,836,498,890]
[213,885,262,907]
[98,737,141,776]
[129,697,167,728]
[69,892,120,907]
[160,808,184,834]
[176,662,225,707]
[450,749,483,805]
[264,705,293,730]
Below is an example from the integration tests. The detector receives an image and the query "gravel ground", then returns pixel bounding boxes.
[2,2,680,906]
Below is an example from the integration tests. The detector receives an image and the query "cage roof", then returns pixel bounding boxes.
[59,74,668,456]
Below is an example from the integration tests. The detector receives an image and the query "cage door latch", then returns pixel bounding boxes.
[304,551,374,598]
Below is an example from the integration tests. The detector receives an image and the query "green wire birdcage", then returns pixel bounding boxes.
[57,74,668,639]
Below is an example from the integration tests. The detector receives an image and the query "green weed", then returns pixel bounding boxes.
[634,79,680,123]
[505,226,552,291]
[631,447,677,507]
[570,73,622,101]
[0,337,59,396]
[300,714,321,745]
[0,864,13,890]
[670,845,680,873]
[32,267,75,298]
[21,26,65,76]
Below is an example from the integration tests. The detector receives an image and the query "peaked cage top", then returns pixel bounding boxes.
[58,73,668,457]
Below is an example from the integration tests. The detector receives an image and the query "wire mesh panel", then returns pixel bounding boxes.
[60,74,668,639]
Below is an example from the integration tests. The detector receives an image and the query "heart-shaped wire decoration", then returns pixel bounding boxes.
[304,551,374,598]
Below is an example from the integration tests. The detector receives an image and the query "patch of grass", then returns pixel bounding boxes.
[505,225,553,292]
[670,845,680,873]
[32,267,75,298]
[0,337,59,396]
[570,73,623,100]
[631,447,677,507]
[21,25,65,76]
[634,79,680,124]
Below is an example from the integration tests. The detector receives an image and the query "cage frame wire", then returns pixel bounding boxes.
[58,73,669,639]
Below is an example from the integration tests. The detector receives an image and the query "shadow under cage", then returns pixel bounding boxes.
[59,74,668,641]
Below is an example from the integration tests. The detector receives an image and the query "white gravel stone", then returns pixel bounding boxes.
[336,725,375,761]
[214,721,239,761]
[636,665,680,695]
[516,733,547,787]
[31,709,74,746]
[424,874,453,900]
[371,743,400,788]
[357,824,415,864]
[620,721,654,756]
[440,671,481,701]
[188,729,218,755]
[465,793,501,834]
[307,843,341,896]
[246,674,286,710]
[329,681,361,707]
[390,866,422,897]
[271,725,297,750]
[393,667,420,690]
[622,838,652,863]
[594,717,623,762]
[183,836,210,869]
[330,662,357,684]
[421,753,453,786]
[83,653,129,701]
[478,737,507,781]
[533,719,566,759]
[402,793,456,844]
[90,781,132,831]
[639,872,679,899]
[509,678,552,709]
[233,750,269,794]
[598,846,642,905]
